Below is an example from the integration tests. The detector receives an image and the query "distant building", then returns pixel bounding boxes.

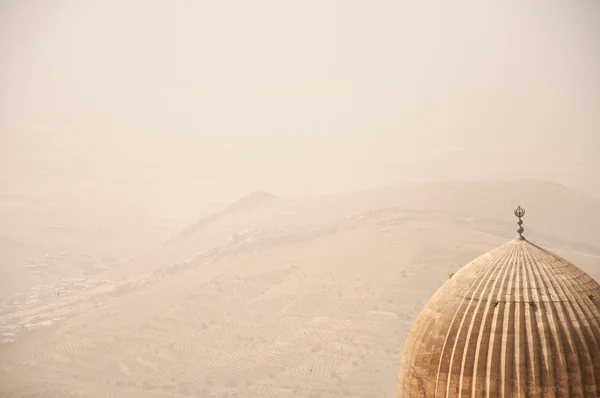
[398,207,600,397]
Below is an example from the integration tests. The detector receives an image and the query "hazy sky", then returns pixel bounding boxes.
[1,0,599,199]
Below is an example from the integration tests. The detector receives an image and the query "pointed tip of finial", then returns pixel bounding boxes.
[514,206,525,239]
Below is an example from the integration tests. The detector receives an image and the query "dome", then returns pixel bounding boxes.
[398,208,600,397]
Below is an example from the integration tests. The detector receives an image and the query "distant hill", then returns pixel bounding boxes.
[164,179,600,259]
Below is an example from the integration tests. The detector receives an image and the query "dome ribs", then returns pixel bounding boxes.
[499,244,519,398]
[483,244,518,398]
[519,243,543,396]
[513,243,528,396]
[532,245,586,395]
[521,244,558,397]
[456,247,514,396]
[573,278,600,396]
[399,239,600,398]
[436,245,514,396]
[527,244,599,396]
[522,244,572,396]
[470,244,517,397]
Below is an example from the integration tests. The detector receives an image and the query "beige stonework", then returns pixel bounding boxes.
[398,239,600,397]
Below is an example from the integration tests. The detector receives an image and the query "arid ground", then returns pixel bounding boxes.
[2,1,599,396]
[1,180,598,397]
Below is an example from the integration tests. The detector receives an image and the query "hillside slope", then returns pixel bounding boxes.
[0,179,598,397]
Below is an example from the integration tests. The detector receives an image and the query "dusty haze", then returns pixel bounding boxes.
[1,1,599,397]
[2,1,600,203]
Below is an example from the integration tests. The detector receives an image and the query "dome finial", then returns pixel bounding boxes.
[514,205,525,239]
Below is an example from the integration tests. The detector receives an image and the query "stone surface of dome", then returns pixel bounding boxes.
[398,208,600,397]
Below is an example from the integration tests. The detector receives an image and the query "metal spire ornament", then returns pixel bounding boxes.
[514,205,526,239]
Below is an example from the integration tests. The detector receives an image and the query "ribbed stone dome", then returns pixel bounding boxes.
[398,238,600,397]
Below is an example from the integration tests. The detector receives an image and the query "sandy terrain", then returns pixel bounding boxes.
[3,2,598,395]
[0,180,598,397]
